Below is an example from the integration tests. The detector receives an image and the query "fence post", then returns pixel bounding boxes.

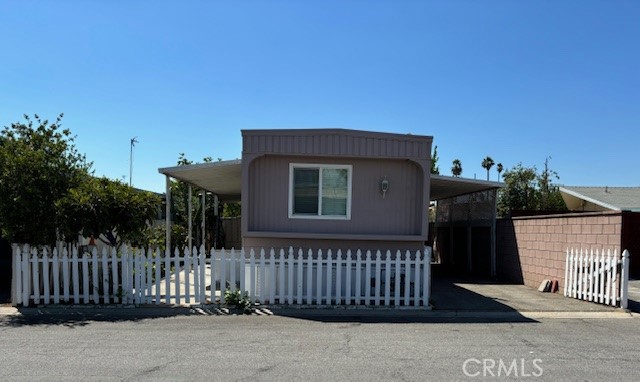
[423,247,432,307]
[620,250,630,309]
[11,245,21,307]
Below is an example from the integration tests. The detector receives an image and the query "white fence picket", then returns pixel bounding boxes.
[42,248,50,305]
[31,250,39,305]
[364,250,371,305]
[326,250,333,305]
[315,250,322,305]
[345,250,352,305]
[335,250,342,305]
[296,249,303,305]
[52,249,60,304]
[403,250,411,306]
[384,251,391,306]
[22,247,30,307]
[219,249,227,303]
[184,247,191,304]
[112,248,119,304]
[269,249,276,304]
[287,248,294,305]
[250,249,257,303]
[374,251,381,306]
[259,249,266,304]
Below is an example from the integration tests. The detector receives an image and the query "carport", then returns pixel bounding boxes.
[159,162,502,273]
[430,175,503,278]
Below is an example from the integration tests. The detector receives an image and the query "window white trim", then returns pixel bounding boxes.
[288,163,352,220]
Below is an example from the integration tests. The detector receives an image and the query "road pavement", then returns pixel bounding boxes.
[1,310,639,381]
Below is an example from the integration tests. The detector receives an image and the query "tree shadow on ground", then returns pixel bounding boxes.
[0,305,210,328]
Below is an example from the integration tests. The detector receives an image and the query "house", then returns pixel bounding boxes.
[159,128,502,261]
[240,129,432,253]
[559,186,640,212]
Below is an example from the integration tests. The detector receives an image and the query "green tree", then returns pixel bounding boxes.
[451,159,462,177]
[497,161,567,217]
[481,156,495,181]
[537,157,566,211]
[430,145,440,175]
[56,177,161,246]
[496,163,503,180]
[0,114,90,244]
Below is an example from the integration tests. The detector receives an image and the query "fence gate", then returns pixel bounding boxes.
[564,248,630,309]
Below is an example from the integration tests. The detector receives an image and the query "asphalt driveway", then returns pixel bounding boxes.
[431,277,626,313]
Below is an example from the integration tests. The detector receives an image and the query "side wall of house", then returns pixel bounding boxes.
[496,212,623,290]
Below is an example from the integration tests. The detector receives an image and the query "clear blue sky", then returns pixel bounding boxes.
[1,1,638,193]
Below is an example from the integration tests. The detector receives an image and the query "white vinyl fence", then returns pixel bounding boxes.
[564,248,630,309]
[12,245,432,308]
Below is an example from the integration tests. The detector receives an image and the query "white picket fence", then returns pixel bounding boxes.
[11,245,432,308]
[564,248,630,309]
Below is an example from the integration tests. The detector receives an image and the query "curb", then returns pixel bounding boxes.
[1,305,636,320]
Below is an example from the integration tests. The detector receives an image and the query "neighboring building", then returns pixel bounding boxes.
[559,186,640,212]
[498,186,640,286]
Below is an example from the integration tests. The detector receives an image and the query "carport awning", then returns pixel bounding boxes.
[158,159,242,202]
[430,174,502,200]
[158,161,502,202]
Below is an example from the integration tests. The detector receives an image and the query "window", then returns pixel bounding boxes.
[289,163,352,219]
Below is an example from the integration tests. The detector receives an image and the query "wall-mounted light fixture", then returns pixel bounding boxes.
[380,178,390,199]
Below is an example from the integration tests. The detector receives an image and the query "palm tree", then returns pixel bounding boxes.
[496,163,503,181]
[481,156,495,181]
[451,159,462,177]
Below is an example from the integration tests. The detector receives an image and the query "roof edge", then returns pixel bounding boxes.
[241,128,433,141]
[558,187,621,211]
[158,159,242,175]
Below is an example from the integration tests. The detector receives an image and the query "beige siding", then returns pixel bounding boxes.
[247,155,423,235]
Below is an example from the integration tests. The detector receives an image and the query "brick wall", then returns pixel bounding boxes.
[497,211,623,290]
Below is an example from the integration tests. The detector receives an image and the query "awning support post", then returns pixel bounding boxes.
[165,175,172,255]
[188,184,193,253]
[201,192,206,249]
